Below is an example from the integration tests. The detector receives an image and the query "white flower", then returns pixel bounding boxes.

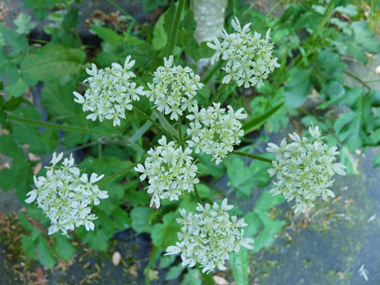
[267,124,346,214]
[144,56,203,120]
[136,136,199,208]
[186,103,247,164]
[165,199,254,274]
[25,152,107,235]
[73,56,145,126]
[207,17,280,88]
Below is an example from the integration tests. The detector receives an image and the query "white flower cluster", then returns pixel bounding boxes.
[25,153,108,235]
[165,199,254,274]
[207,17,280,88]
[134,136,199,208]
[145,56,204,120]
[266,124,347,214]
[73,56,145,126]
[186,103,247,164]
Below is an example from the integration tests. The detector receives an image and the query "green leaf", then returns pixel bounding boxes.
[22,236,38,260]
[243,103,283,134]
[112,207,130,231]
[178,30,200,60]
[347,43,367,64]
[253,213,285,253]
[76,226,109,251]
[0,136,33,201]
[125,180,150,206]
[62,9,80,32]
[196,152,226,179]
[53,235,76,260]
[334,111,362,150]
[181,269,202,285]
[243,211,261,237]
[36,236,56,268]
[227,156,272,199]
[151,211,181,248]
[24,0,55,9]
[255,190,285,212]
[11,107,59,155]
[230,247,249,285]
[126,42,159,71]
[79,157,132,215]
[152,14,167,50]
[163,2,176,36]
[91,26,123,45]
[142,0,168,12]
[285,68,311,108]
[131,207,155,233]
[20,44,86,82]
[374,152,380,168]
[0,22,29,56]
[14,13,36,34]
[165,265,185,280]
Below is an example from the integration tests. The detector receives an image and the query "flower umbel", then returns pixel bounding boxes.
[73,56,145,126]
[134,136,199,208]
[266,123,347,214]
[25,153,108,235]
[145,56,204,120]
[207,17,280,88]
[165,199,254,274]
[186,103,247,164]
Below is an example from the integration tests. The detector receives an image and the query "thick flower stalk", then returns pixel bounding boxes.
[266,124,347,214]
[25,153,108,235]
[73,56,145,126]
[145,56,204,120]
[186,103,247,164]
[207,17,280,88]
[165,199,254,274]
[134,136,199,208]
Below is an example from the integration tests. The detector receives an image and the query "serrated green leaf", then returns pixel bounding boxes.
[347,43,367,64]
[255,190,285,212]
[91,26,123,45]
[230,247,249,285]
[53,234,76,260]
[152,14,167,50]
[165,265,184,280]
[181,268,202,285]
[20,44,86,82]
[334,111,362,150]
[36,236,56,268]
[131,207,155,233]
[285,68,311,108]
[14,13,36,34]
[79,157,132,214]
[11,107,59,155]
[112,207,130,230]
[76,226,109,251]
[22,236,38,260]
[151,211,181,248]
[252,212,285,253]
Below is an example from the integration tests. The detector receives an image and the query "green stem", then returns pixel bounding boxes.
[97,157,147,187]
[166,0,185,57]
[231,150,272,164]
[132,106,176,140]
[206,84,229,108]
[194,185,202,204]
[178,115,183,146]
[105,0,140,23]
[266,0,285,18]
[343,70,371,89]
[203,60,224,84]
[7,114,117,138]
[73,28,82,46]
[145,246,159,285]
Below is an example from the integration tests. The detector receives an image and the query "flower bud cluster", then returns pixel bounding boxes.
[266,124,347,214]
[186,103,247,164]
[25,153,108,235]
[165,199,254,274]
[207,17,280,88]
[73,56,145,126]
[134,136,199,209]
[145,56,204,120]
